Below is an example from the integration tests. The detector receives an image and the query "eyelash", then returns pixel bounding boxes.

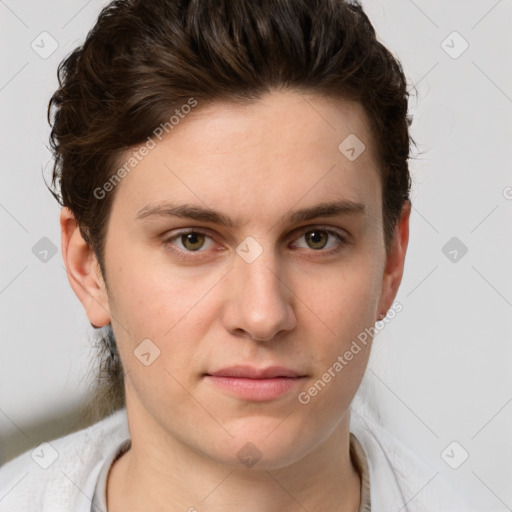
[162,226,348,261]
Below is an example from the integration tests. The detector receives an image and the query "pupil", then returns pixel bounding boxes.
[183,233,203,250]
[308,230,326,249]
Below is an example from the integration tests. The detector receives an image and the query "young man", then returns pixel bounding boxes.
[0,0,470,510]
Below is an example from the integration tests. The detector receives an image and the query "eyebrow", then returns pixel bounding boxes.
[135,199,366,227]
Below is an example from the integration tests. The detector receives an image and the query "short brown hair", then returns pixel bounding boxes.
[48,0,414,420]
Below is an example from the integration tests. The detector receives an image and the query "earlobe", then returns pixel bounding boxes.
[60,207,111,328]
[376,201,411,320]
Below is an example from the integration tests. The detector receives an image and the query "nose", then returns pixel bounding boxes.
[221,247,297,342]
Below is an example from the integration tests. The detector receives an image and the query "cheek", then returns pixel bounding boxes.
[308,257,382,332]
[106,250,223,382]
[107,264,209,402]
[299,276,378,416]
[109,249,209,335]
[299,253,382,396]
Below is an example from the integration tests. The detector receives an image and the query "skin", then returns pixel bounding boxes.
[61,89,410,512]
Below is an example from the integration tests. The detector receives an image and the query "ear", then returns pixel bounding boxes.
[376,201,411,320]
[60,207,111,328]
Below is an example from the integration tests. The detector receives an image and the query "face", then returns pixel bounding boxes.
[68,89,407,470]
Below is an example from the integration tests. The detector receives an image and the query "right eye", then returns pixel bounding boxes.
[163,229,218,259]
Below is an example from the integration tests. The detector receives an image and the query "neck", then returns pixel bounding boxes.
[107,407,361,512]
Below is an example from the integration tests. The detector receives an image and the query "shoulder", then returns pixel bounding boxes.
[0,407,129,512]
[350,403,472,512]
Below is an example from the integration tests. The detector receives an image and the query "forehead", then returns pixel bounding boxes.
[111,90,382,224]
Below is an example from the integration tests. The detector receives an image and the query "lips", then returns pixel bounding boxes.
[205,365,305,379]
[204,365,307,401]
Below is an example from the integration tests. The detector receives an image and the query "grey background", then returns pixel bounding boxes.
[1,1,511,510]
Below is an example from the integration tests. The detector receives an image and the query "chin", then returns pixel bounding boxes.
[206,419,318,471]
